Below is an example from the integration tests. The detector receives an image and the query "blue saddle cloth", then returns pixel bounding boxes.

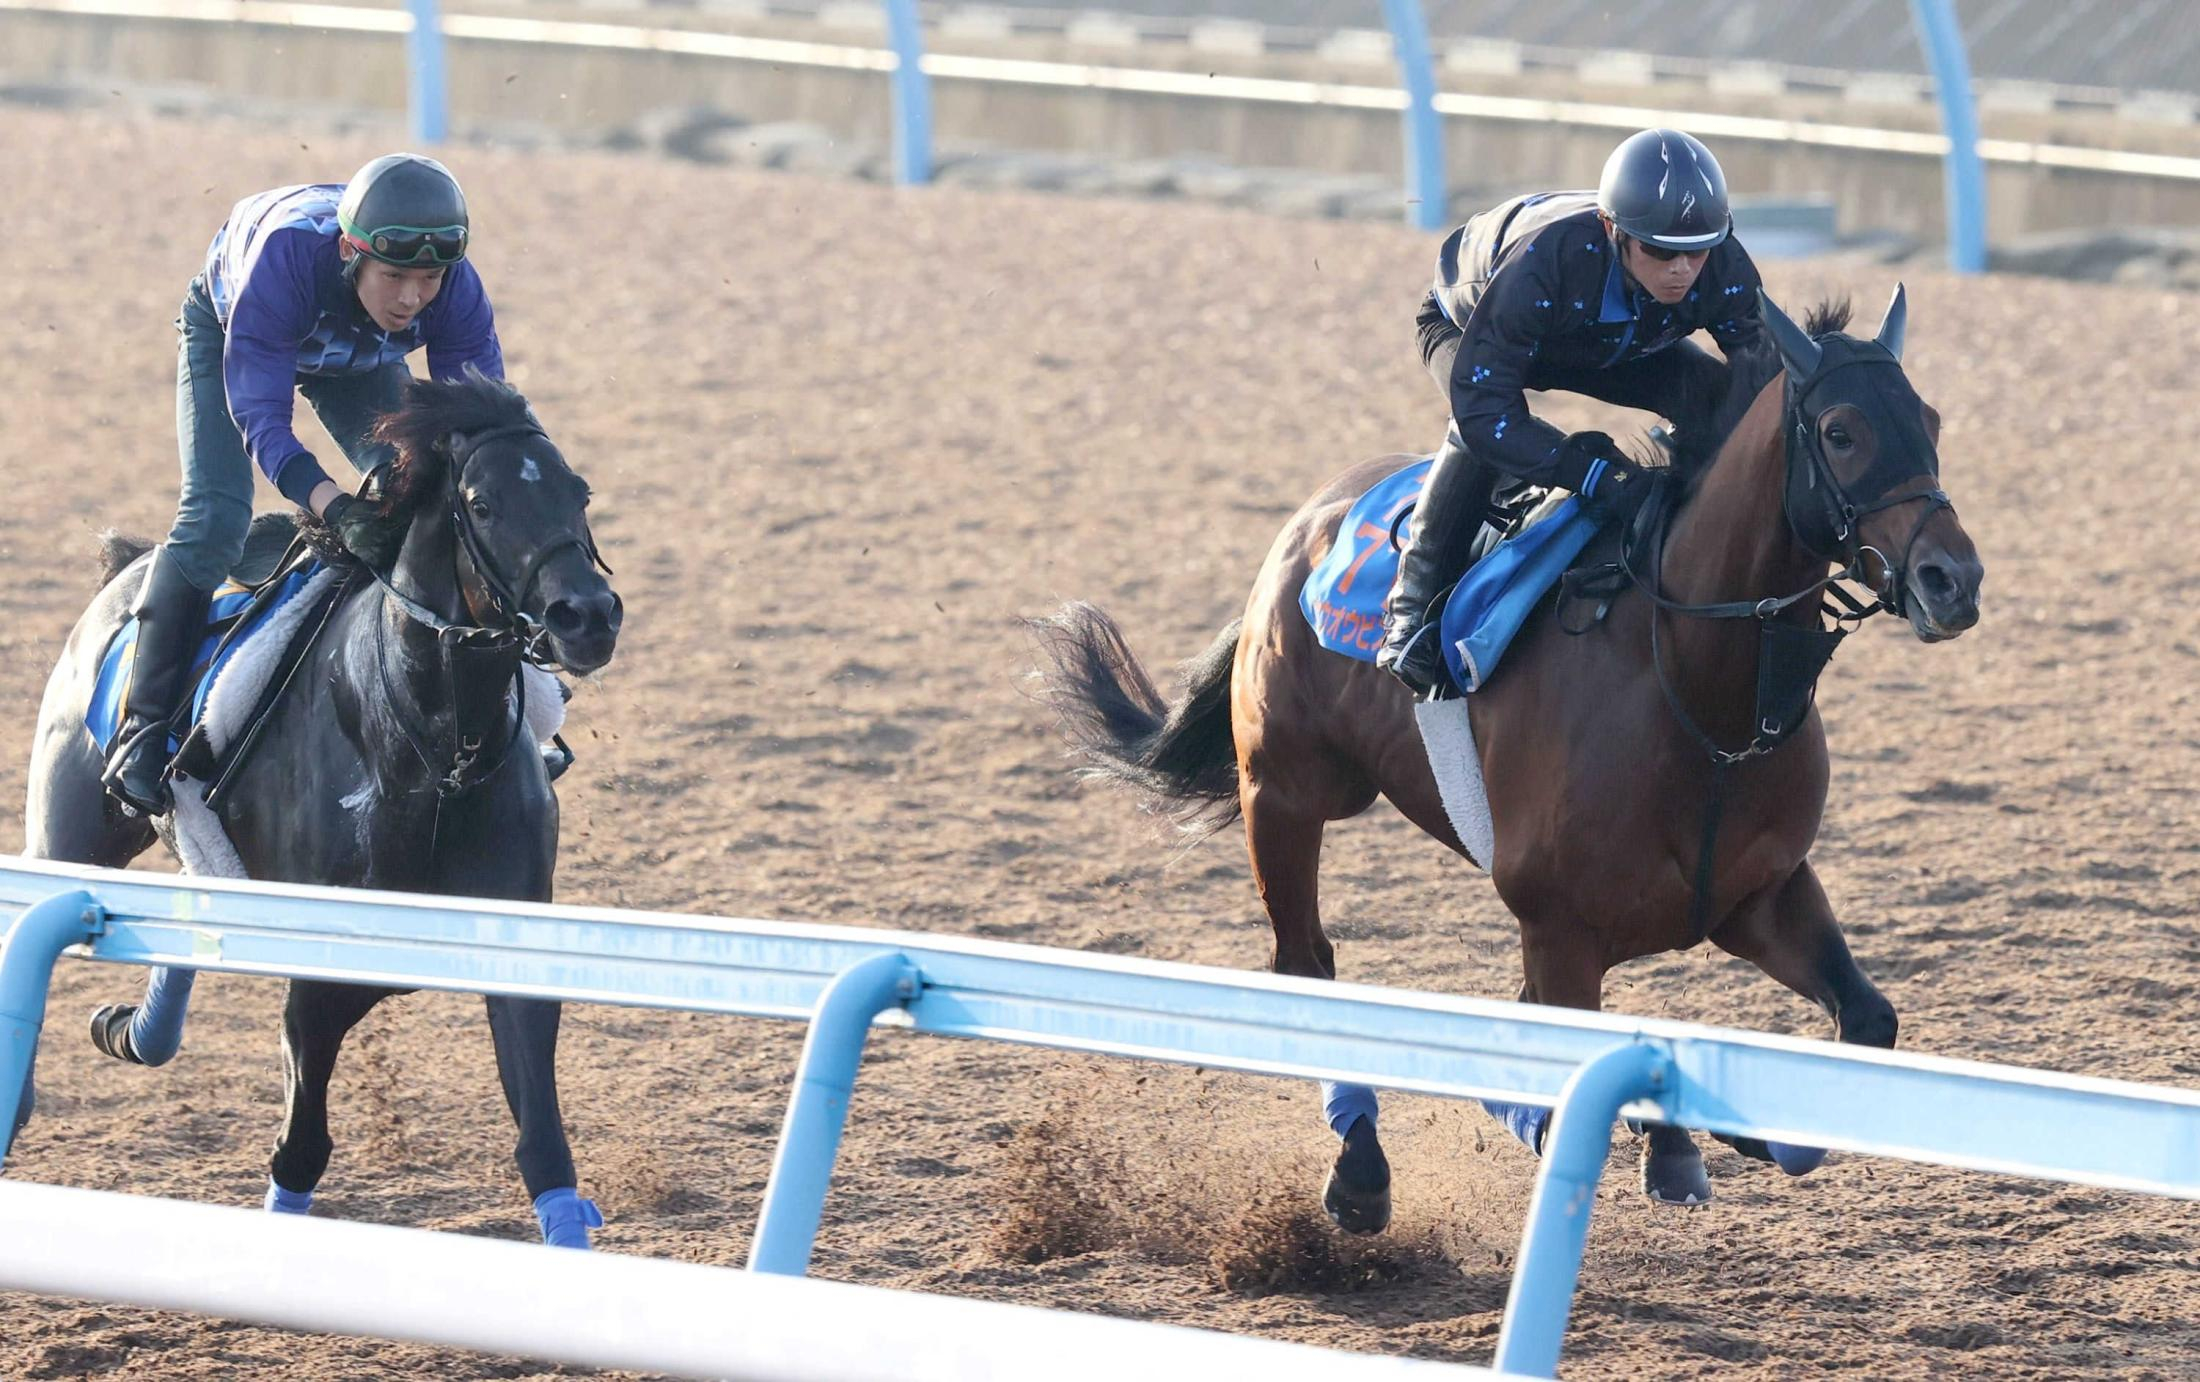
[1301,460,1603,694]
[85,563,323,755]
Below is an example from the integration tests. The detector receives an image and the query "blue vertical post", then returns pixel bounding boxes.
[1907,0,1986,273]
[407,0,450,145]
[1492,1041,1668,1378]
[881,0,933,185]
[0,890,100,1166]
[747,952,915,1275]
[1381,0,1447,230]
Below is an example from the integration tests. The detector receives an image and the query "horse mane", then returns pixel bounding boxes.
[1803,296,1854,337]
[367,370,537,517]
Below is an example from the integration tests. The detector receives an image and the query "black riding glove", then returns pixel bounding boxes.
[322,493,406,571]
[1582,459,1654,528]
[1556,431,1653,528]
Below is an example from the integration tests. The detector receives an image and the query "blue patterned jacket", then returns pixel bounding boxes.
[203,183,503,501]
[1429,191,1763,490]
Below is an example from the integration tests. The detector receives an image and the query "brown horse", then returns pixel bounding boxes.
[1029,288,1983,1227]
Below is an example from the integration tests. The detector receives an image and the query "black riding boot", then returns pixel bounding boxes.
[1376,433,1496,695]
[102,545,213,816]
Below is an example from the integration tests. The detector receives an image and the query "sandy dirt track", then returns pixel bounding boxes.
[2,105,2198,1379]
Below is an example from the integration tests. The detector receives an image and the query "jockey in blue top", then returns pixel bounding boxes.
[105,153,504,817]
[1377,128,1768,694]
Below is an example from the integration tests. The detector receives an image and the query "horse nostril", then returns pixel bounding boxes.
[545,599,587,639]
[605,593,625,634]
[546,593,620,641]
[1915,561,1957,599]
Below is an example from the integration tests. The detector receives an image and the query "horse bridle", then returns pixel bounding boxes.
[1615,341,1954,767]
[1606,335,1953,946]
[364,421,612,802]
[445,422,615,665]
[1779,348,1953,623]
[363,422,615,668]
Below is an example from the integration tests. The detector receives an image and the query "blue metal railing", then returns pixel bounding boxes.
[1907,0,1989,272]
[5,857,2198,1374]
[406,0,450,143]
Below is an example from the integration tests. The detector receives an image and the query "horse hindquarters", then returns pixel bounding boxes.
[24,591,157,871]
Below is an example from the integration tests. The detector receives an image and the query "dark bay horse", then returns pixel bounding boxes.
[1031,289,1983,1226]
[22,373,623,1246]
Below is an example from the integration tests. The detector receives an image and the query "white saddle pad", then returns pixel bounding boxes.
[1412,698,1493,871]
[165,573,566,881]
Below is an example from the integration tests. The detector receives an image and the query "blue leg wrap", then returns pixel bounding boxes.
[533,1187,604,1250]
[1320,1081,1380,1137]
[1765,1141,1830,1175]
[129,967,197,1067]
[1481,1099,1550,1156]
[265,1179,314,1215]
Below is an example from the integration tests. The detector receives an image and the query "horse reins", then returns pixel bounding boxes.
[1612,346,1953,944]
[364,422,609,809]
[444,422,614,666]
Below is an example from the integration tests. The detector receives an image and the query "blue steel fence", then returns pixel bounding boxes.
[383,0,1986,264]
[4,856,2199,1375]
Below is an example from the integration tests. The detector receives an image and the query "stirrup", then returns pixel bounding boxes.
[1378,621,1450,698]
[100,719,176,818]
[541,734,575,784]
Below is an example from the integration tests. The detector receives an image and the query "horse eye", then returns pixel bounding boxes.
[469,499,492,521]
[1826,426,1852,448]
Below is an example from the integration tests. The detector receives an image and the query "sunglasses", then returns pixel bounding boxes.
[358,224,469,266]
[1632,239,1707,264]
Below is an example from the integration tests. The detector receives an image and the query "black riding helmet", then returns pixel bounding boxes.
[1596,128,1731,252]
[337,153,470,277]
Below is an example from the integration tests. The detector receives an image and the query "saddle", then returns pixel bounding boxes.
[228,511,314,591]
[86,520,348,800]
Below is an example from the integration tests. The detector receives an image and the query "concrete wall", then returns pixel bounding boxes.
[6,8,2199,240]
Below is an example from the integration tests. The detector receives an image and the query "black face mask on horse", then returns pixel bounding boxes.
[1769,287,1958,633]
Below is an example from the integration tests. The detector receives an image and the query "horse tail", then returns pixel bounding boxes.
[96,529,153,588]
[1025,602,1243,834]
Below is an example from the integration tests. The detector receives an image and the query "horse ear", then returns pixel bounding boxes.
[1875,282,1907,362]
[442,431,467,459]
[1757,289,1822,381]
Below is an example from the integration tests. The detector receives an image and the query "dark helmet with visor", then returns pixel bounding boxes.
[337,153,470,270]
[1596,128,1731,253]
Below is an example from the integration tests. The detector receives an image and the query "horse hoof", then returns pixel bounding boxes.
[1641,1144,1712,1206]
[1323,1165,1393,1235]
[1322,1120,1393,1235]
[88,1005,146,1066]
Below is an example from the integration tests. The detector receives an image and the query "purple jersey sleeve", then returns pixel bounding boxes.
[425,261,504,382]
[220,227,326,494]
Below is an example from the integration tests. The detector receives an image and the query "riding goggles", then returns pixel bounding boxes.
[1631,237,1708,264]
[350,223,469,267]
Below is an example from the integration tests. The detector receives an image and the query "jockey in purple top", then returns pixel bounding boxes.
[104,153,505,817]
